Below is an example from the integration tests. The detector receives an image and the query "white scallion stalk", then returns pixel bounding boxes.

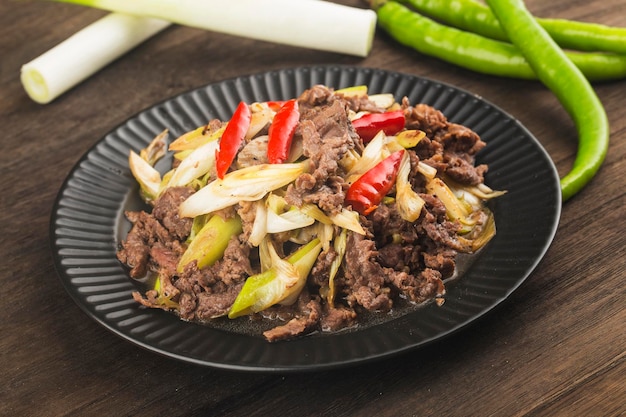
[395,151,425,222]
[50,0,377,57]
[266,209,315,234]
[328,227,348,307]
[166,139,219,188]
[179,162,306,218]
[246,111,275,141]
[128,150,161,200]
[248,201,269,247]
[329,208,366,235]
[249,195,316,245]
[21,13,170,104]
[368,93,396,109]
[417,161,437,179]
[346,130,389,182]
[426,177,476,226]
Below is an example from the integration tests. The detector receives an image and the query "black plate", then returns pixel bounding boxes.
[50,65,561,372]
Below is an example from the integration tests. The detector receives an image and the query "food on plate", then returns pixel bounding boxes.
[117,85,504,342]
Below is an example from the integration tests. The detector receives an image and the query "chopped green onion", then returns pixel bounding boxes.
[248,194,316,245]
[49,0,377,57]
[368,93,396,109]
[468,209,497,252]
[329,208,366,235]
[169,125,224,151]
[335,85,368,97]
[312,222,335,252]
[21,13,170,104]
[246,110,275,141]
[328,228,348,307]
[141,129,169,165]
[346,130,389,182]
[266,207,315,234]
[417,161,437,180]
[300,203,333,225]
[462,182,507,201]
[152,275,179,309]
[166,139,219,188]
[179,162,307,218]
[248,201,269,247]
[228,238,323,318]
[396,151,425,222]
[128,150,162,202]
[177,213,243,272]
[426,177,476,226]
[396,129,426,148]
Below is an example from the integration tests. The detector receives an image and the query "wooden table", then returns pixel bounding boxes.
[2,0,624,415]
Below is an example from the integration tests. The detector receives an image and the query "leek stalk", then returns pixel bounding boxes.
[177,214,243,272]
[128,130,169,203]
[327,228,348,307]
[179,162,307,218]
[48,0,377,57]
[128,150,162,201]
[166,139,219,188]
[21,13,170,103]
[426,177,475,226]
[228,238,323,318]
[396,151,425,222]
[346,130,389,182]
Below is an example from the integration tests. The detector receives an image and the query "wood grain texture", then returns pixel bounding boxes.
[1,0,624,416]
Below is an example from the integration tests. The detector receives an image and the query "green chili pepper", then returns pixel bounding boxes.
[373,1,626,82]
[485,0,609,201]
[395,0,626,54]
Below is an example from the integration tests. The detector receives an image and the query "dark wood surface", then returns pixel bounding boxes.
[2,0,624,415]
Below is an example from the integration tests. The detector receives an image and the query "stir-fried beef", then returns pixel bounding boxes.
[285,89,360,215]
[117,186,194,278]
[403,99,488,186]
[340,93,386,114]
[237,135,269,168]
[176,234,253,321]
[284,117,352,214]
[342,231,393,312]
[320,304,358,332]
[118,85,496,342]
[263,294,323,342]
[404,102,449,137]
[151,186,195,240]
[236,201,256,242]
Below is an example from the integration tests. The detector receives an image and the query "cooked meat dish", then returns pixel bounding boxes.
[117,85,503,342]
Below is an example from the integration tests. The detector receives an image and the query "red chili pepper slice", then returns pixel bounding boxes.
[345,149,405,215]
[267,99,300,164]
[352,110,406,142]
[265,100,286,112]
[215,101,251,179]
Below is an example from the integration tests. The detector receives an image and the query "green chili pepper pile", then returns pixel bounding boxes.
[370,0,621,200]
